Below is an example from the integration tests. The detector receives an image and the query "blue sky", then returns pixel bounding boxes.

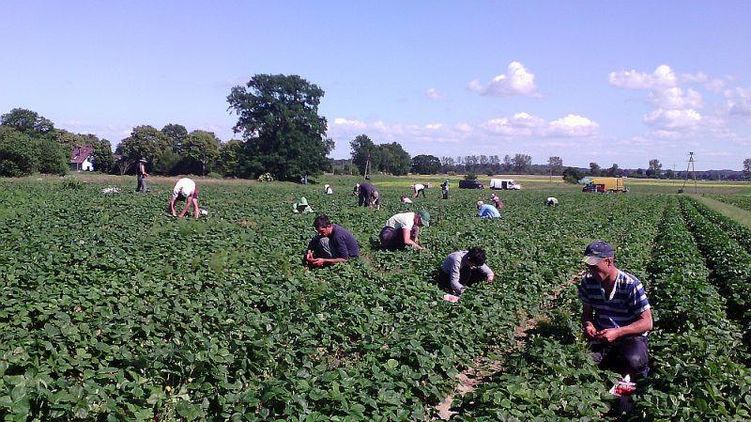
[2,1,750,170]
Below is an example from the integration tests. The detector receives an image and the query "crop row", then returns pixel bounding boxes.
[693,199,751,253]
[680,198,751,329]
[451,194,666,420]
[633,199,751,420]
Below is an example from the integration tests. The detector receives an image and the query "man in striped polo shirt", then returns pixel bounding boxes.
[578,240,653,379]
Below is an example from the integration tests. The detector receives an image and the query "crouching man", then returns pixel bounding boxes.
[439,247,495,296]
[378,210,429,250]
[304,214,360,267]
[579,240,652,379]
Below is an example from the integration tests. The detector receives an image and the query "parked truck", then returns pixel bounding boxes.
[582,177,627,193]
[489,178,522,190]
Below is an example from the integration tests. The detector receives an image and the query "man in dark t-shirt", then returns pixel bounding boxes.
[304,214,360,267]
[135,158,149,192]
[353,183,376,207]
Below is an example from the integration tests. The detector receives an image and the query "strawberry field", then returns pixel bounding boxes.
[1,177,750,420]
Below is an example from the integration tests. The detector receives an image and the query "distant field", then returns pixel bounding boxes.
[32,172,751,196]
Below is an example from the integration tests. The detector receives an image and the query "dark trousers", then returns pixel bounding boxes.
[590,335,649,379]
[379,226,419,249]
[136,175,147,192]
[437,267,486,294]
[442,190,448,199]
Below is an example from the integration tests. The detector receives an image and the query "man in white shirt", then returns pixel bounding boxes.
[379,210,430,250]
[412,183,426,198]
[168,178,201,219]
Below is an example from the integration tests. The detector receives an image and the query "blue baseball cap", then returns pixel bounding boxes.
[582,240,614,265]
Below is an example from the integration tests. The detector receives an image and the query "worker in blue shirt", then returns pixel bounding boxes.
[476,201,501,219]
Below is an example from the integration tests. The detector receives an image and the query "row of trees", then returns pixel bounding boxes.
[3,73,751,181]
[0,108,114,177]
[0,74,335,179]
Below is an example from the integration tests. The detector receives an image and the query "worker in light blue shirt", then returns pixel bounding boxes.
[476,201,501,219]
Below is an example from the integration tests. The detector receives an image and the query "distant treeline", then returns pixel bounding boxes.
[333,154,751,181]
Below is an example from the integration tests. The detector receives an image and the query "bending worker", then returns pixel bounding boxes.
[439,247,495,296]
[169,177,201,219]
[412,183,427,198]
[353,182,376,207]
[379,210,430,250]
[304,214,359,267]
[476,201,501,219]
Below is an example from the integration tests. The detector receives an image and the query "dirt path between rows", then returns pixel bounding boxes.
[433,271,585,420]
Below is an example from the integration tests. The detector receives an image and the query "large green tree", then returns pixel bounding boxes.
[647,159,663,177]
[411,154,441,174]
[0,127,38,176]
[217,139,244,177]
[92,139,115,173]
[116,125,172,174]
[379,142,411,175]
[547,156,563,175]
[512,154,532,174]
[350,134,381,176]
[161,123,189,153]
[227,74,333,180]
[180,130,221,175]
[0,108,54,137]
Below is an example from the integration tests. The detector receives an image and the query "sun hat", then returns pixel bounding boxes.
[476,200,484,207]
[418,210,430,227]
[582,240,615,265]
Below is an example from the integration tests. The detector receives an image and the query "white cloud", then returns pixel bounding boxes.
[425,88,442,100]
[609,64,677,90]
[705,78,727,93]
[648,87,703,110]
[724,87,751,117]
[481,112,598,138]
[333,117,367,130]
[643,108,702,130]
[425,123,443,130]
[468,61,538,96]
[547,114,600,137]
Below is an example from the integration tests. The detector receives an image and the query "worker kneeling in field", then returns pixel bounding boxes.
[439,247,495,296]
[379,210,429,250]
[546,197,559,207]
[169,178,201,218]
[304,214,360,267]
[579,240,653,380]
[476,201,501,219]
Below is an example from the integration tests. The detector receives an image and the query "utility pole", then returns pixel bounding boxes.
[364,153,371,180]
[681,152,698,194]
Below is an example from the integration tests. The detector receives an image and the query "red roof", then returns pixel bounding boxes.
[70,145,94,164]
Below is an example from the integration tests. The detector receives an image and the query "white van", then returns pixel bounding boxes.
[490,178,522,190]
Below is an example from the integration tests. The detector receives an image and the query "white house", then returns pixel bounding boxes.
[70,145,95,171]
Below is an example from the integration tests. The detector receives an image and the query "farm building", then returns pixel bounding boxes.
[70,145,95,171]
